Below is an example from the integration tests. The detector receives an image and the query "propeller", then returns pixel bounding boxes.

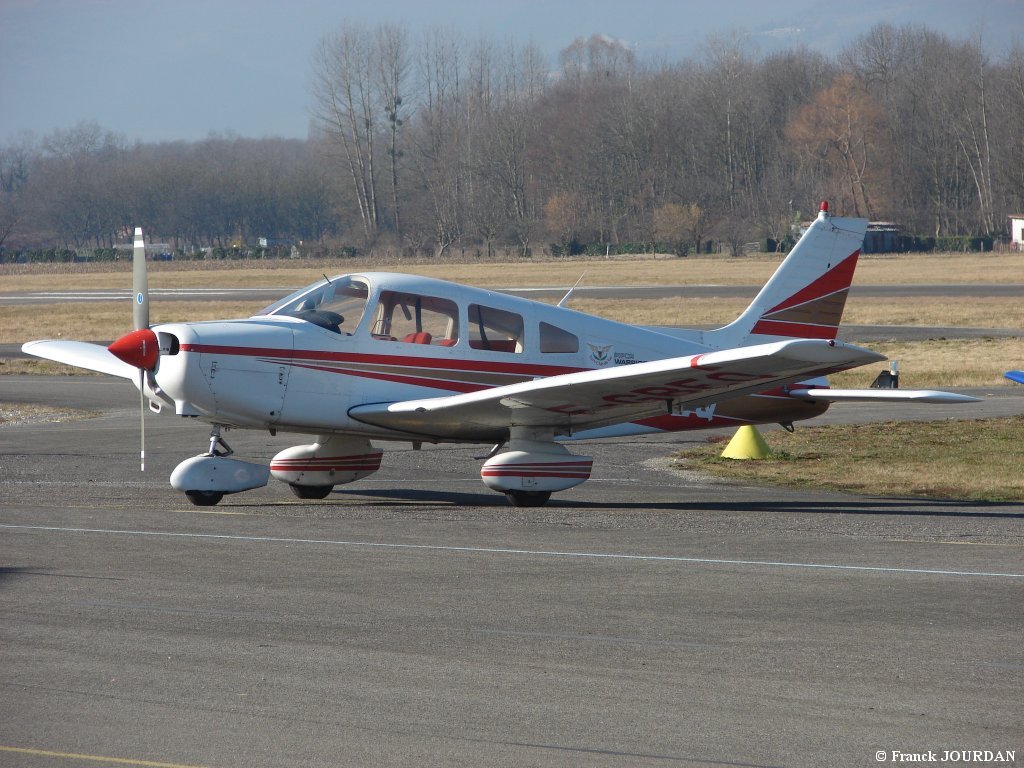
[107,227,157,471]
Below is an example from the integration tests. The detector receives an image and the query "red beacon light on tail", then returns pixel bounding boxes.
[819,200,830,218]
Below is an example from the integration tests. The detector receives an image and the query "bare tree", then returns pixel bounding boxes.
[406,27,465,257]
[786,73,894,219]
[376,24,411,236]
[944,36,998,235]
[994,43,1024,222]
[0,139,33,249]
[312,23,382,244]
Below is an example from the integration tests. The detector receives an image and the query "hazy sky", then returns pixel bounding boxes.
[2,0,1021,144]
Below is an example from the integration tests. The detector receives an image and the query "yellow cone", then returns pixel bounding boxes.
[720,425,771,460]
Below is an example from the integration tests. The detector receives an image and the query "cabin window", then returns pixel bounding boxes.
[468,304,524,353]
[370,291,459,346]
[539,322,579,353]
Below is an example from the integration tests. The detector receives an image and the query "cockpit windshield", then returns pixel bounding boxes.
[256,275,369,334]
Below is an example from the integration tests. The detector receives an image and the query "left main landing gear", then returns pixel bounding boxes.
[288,483,333,499]
[504,490,551,508]
[270,436,382,499]
[185,490,224,506]
[481,428,593,507]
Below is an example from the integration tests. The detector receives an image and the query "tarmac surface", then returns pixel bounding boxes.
[1,377,1022,768]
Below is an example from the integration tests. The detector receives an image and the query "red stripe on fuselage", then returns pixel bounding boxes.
[180,343,582,378]
[286,361,484,393]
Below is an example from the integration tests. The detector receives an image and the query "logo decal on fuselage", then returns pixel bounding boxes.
[588,342,613,367]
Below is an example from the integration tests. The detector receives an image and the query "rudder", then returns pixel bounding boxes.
[706,203,868,348]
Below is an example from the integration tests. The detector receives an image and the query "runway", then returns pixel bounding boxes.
[1,377,1022,767]
[3,283,1024,306]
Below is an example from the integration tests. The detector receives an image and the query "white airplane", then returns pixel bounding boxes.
[23,202,978,506]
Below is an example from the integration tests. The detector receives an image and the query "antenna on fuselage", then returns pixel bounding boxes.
[557,273,587,308]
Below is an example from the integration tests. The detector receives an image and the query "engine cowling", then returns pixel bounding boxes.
[270,436,383,488]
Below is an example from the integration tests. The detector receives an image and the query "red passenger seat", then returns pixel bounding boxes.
[402,332,433,344]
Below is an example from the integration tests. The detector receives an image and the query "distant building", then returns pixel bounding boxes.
[797,220,904,253]
[259,237,295,248]
[862,222,901,254]
[1009,215,1024,251]
[114,241,173,259]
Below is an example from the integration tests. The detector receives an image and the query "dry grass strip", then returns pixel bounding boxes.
[677,417,1024,502]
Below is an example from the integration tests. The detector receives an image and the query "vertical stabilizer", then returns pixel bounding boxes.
[705,203,867,348]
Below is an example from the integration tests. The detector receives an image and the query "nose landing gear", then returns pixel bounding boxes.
[170,425,270,506]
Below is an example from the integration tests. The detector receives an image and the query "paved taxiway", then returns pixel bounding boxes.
[1,377,1022,767]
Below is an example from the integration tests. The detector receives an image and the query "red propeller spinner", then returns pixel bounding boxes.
[108,328,159,371]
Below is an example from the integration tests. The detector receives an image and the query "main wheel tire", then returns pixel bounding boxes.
[289,483,334,499]
[185,490,224,506]
[505,490,551,507]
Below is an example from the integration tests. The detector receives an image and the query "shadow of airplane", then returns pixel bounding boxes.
[282,487,1024,520]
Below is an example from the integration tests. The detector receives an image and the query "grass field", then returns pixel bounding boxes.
[3,250,1023,291]
[677,417,1024,502]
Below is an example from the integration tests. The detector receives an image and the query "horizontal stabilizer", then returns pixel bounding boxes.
[1005,370,1024,385]
[787,388,981,404]
[21,339,137,379]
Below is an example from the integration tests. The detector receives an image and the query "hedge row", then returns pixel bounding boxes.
[1,234,999,263]
[0,244,363,264]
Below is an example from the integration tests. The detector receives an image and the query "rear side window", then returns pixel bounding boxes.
[539,322,579,353]
[468,304,524,353]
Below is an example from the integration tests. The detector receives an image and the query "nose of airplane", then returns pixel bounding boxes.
[108,328,159,370]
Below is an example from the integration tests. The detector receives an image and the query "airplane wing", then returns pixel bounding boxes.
[349,338,887,440]
[1006,370,1024,385]
[786,388,979,404]
[21,340,137,379]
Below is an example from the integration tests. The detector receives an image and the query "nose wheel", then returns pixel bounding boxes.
[173,425,269,506]
[185,490,224,506]
[182,427,232,505]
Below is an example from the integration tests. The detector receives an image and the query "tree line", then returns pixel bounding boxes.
[2,22,1022,259]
